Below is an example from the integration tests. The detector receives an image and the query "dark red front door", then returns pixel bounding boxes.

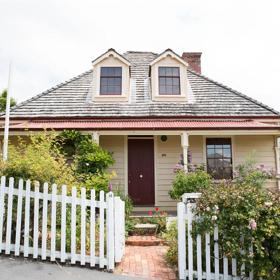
[128,139,155,206]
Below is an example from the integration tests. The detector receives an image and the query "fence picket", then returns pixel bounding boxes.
[23,180,31,257]
[106,192,115,271]
[232,258,237,280]
[196,234,202,280]
[223,257,228,280]
[90,189,96,267]
[0,176,6,252]
[80,187,86,266]
[187,203,194,280]
[71,187,77,264]
[41,183,48,260]
[61,185,67,262]
[33,182,40,258]
[99,191,105,268]
[178,202,186,280]
[205,233,211,280]
[15,179,23,256]
[249,244,254,280]
[50,184,57,261]
[0,176,124,270]
[214,226,219,280]
[5,177,14,254]
[114,197,125,263]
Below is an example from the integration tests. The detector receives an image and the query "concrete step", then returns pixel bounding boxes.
[133,223,158,235]
[126,235,166,246]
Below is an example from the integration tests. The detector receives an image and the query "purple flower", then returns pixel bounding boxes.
[173,163,184,173]
[108,182,113,192]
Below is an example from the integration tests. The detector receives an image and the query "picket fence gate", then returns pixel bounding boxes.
[0,176,125,270]
[178,193,254,280]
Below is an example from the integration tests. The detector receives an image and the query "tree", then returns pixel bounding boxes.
[0,89,16,112]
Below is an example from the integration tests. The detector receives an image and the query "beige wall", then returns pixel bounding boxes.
[99,134,278,210]
[155,135,182,209]
[99,135,125,189]
[233,135,276,169]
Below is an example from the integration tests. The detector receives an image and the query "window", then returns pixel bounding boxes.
[206,138,232,179]
[158,67,180,95]
[100,67,122,95]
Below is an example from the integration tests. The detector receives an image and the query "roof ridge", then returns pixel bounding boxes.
[187,69,280,116]
[124,51,158,55]
[7,69,92,115]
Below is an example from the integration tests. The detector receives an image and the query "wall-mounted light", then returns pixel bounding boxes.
[161,135,168,142]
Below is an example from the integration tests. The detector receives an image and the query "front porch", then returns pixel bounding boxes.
[94,129,280,211]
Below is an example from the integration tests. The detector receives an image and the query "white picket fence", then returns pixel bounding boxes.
[178,193,253,280]
[0,176,125,270]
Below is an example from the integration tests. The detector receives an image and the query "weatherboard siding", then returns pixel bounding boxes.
[155,135,182,209]
[99,135,125,189]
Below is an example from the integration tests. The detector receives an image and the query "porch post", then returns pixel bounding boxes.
[275,137,280,190]
[181,132,189,172]
[92,131,99,145]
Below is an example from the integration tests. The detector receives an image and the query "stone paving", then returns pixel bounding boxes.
[115,243,177,280]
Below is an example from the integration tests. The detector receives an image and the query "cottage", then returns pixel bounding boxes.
[2,49,280,211]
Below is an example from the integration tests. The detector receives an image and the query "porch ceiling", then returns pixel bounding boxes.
[4,119,280,131]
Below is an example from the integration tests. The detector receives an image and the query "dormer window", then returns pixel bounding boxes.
[100,67,122,95]
[158,67,180,95]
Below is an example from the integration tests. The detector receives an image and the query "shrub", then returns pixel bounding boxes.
[169,168,212,200]
[0,132,76,187]
[163,221,178,266]
[193,159,279,279]
[56,130,114,175]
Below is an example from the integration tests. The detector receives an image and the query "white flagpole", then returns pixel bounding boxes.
[3,61,12,161]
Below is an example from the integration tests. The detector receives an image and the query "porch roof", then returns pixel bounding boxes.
[5,119,280,130]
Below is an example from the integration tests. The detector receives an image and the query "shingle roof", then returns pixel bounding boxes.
[7,51,280,118]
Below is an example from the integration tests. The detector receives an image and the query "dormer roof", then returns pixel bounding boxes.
[149,49,188,67]
[92,48,131,67]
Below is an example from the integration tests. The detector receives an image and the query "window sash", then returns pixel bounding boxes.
[158,67,180,95]
[206,138,233,179]
[100,67,122,95]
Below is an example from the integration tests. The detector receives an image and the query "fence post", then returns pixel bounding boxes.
[178,201,186,280]
[114,197,125,263]
[106,192,115,271]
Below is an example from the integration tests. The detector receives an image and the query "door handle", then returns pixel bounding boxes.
[139,174,143,178]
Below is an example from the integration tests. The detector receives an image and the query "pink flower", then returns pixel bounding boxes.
[249,219,257,230]
[148,211,153,216]
[108,182,113,192]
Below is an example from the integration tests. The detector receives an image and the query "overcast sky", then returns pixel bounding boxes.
[0,0,280,111]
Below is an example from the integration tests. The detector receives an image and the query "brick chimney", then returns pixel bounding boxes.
[182,52,202,74]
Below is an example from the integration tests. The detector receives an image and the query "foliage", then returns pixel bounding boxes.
[163,221,178,266]
[169,167,212,200]
[234,154,275,188]
[0,132,76,187]
[193,159,279,279]
[113,187,134,236]
[0,89,16,112]
[55,130,115,197]
[56,130,114,175]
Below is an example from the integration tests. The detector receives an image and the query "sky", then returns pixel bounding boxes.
[0,0,280,111]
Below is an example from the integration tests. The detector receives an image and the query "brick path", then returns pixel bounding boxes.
[115,244,176,280]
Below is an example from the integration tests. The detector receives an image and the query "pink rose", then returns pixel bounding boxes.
[249,219,257,230]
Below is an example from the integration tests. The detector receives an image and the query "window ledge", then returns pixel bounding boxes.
[93,94,129,102]
[152,95,187,102]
